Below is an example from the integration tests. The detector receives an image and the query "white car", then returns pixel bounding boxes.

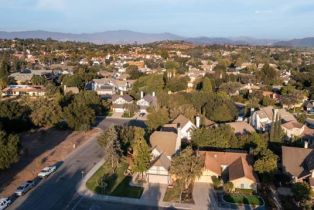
[15,180,35,196]
[0,198,11,210]
[38,166,57,178]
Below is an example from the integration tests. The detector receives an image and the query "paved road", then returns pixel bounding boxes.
[7,118,148,210]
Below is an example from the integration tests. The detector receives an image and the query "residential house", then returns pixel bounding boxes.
[196,151,258,191]
[111,94,134,113]
[250,106,297,132]
[2,85,46,97]
[136,91,157,114]
[63,85,79,94]
[227,121,255,135]
[92,78,115,97]
[282,145,314,189]
[9,69,53,84]
[146,131,181,184]
[170,114,196,141]
[281,121,305,139]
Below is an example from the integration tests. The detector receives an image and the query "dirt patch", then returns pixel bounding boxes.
[0,127,102,196]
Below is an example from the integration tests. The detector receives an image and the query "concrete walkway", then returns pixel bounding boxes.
[77,159,193,209]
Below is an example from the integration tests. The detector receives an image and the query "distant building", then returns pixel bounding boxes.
[136,91,157,114]
[111,94,133,113]
[1,85,46,97]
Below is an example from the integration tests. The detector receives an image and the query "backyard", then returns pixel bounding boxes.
[86,161,143,198]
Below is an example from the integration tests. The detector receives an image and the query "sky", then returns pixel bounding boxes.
[0,0,313,39]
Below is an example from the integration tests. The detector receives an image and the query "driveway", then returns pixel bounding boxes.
[193,183,218,210]
[141,184,167,203]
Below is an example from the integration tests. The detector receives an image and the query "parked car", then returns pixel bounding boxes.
[15,180,35,196]
[0,198,11,210]
[38,166,57,178]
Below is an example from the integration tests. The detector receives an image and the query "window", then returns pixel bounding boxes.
[241,184,244,189]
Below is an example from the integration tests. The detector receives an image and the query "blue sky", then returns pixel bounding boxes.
[0,0,313,39]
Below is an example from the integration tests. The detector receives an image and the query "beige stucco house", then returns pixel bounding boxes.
[196,151,258,191]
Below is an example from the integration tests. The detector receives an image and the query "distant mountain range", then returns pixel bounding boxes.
[0,30,313,47]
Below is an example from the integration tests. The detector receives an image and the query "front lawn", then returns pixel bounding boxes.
[122,111,134,118]
[223,194,263,206]
[163,184,194,204]
[86,161,143,198]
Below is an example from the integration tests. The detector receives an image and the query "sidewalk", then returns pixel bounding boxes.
[77,159,194,209]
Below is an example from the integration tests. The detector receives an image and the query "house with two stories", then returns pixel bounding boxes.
[111,94,134,113]
[282,145,314,189]
[146,131,181,184]
[250,106,297,132]
[169,114,196,141]
[136,91,157,114]
[196,151,258,191]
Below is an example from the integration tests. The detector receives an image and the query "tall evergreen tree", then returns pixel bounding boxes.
[98,126,122,170]
[270,111,283,142]
[131,128,150,179]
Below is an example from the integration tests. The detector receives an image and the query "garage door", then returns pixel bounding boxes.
[148,174,169,184]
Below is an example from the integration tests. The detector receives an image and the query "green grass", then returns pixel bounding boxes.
[224,194,263,206]
[122,112,134,118]
[163,186,181,202]
[86,162,143,198]
[163,184,194,204]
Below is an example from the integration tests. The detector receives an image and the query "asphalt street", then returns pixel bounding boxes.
[7,118,153,210]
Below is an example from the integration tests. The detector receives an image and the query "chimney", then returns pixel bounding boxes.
[140,91,144,99]
[196,116,201,128]
[304,140,309,149]
[152,91,155,97]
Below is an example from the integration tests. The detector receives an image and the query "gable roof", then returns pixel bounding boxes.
[112,94,133,103]
[256,106,296,122]
[282,146,314,179]
[150,131,178,157]
[227,121,255,134]
[281,121,304,130]
[199,151,256,182]
[172,114,193,128]
[228,157,256,182]
[151,152,171,170]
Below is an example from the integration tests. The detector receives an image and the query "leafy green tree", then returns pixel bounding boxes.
[251,133,268,156]
[127,65,143,80]
[0,131,19,170]
[223,182,234,193]
[0,101,31,133]
[169,104,197,121]
[170,146,203,190]
[291,182,312,208]
[257,63,279,85]
[63,102,95,131]
[30,98,62,127]
[0,57,10,89]
[219,82,242,95]
[204,93,238,122]
[30,75,47,85]
[201,77,212,92]
[98,126,122,170]
[166,76,189,92]
[192,125,235,148]
[146,107,169,130]
[131,128,151,179]
[73,91,103,115]
[62,74,85,90]
[253,149,278,174]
